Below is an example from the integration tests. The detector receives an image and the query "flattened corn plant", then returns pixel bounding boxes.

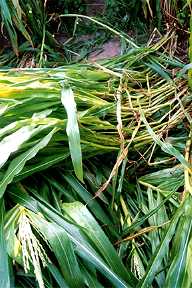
[0,41,192,287]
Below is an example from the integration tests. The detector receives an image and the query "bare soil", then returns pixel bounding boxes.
[88,39,120,61]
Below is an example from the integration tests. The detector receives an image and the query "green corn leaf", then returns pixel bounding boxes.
[16,152,70,181]
[0,0,19,56]
[41,203,134,288]
[28,211,84,288]
[80,263,104,288]
[123,191,175,236]
[182,237,192,288]
[63,174,111,225]
[141,112,190,169]
[0,199,10,288]
[147,190,167,286]
[47,263,69,288]
[0,125,47,169]
[62,201,136,286]
[0,128,56,198]
[145,59,171,81]
[9,188,135,288]
[139,165,184,192]
[0,0,33,55]
[165,196,192,288]
[61,85,83,182]
[138,196,191,287]
[4,205,21,263]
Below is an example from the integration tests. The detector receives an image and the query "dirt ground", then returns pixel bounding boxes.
[88,39,120,60]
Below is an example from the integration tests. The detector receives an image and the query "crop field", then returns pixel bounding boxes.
[0,1,192,287]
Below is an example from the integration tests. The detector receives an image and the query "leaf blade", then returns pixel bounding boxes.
[0,128,56,198]
[61,85,83,181]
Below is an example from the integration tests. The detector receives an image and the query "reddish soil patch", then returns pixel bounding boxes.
[88,39,121,61]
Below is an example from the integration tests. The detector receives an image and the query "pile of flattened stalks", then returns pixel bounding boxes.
[0,37,192,288]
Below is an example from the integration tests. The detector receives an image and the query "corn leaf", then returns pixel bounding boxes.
[139,165,184,192]
[138,196,191,287]
[0,199,10,288]
[165,196,192,287]
[182,237,192,288]
[62,201,136,286]
[63,174,111,225]
[28,211,84,287]
[0,128,56,198]
[141,112,190,169]
[61,85,83,182]
[47,263,69,288]
[0,125,48,169]
[9,188,136,288]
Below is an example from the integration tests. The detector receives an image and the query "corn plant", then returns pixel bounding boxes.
[0,36,192,287]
